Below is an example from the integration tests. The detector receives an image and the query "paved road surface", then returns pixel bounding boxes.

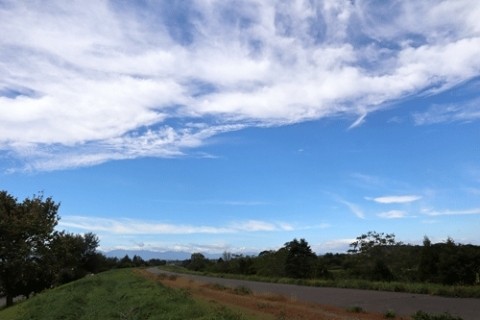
[147,268,479,320]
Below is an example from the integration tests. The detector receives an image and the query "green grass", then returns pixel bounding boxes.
[233,285,253,296]
[0,269,252,320]
[384,309,396,318]
[346,305,365,313]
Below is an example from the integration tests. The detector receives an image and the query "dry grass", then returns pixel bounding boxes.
[137,269,394,320]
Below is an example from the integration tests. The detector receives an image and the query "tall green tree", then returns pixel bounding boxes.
[51,231,100,284]
[254,249,287,277]
[348,231,398,281]
[0,191,59,306]
[284,238,316,279]
[348,231,397,254]
[187,253,207,271]
[418,236,439,282]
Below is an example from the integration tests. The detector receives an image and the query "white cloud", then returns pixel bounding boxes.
[207,200,271,206]
[99,241,258,255]
[422,208,480,216]
[369,195,422,204]
[231,220,289,232]
[336,198,365,219]
[1,1,480,170]
[413,97,480,125]
[348,112,367,130]
[58,216,296,235]
[377,210,408,219]
[313,238,354,254]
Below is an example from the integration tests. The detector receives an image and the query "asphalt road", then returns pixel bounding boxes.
[147,268,480,320]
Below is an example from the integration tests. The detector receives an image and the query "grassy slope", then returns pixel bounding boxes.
[0,269,251,320]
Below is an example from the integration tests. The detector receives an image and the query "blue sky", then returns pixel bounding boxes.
[1,0,479,254]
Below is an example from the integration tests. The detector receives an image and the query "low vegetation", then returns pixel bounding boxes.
[0,269,251,320]
[383,309,396,319]
[346,305,365,313]
[177,232,480,298]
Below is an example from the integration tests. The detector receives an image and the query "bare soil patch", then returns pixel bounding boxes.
[145,268,480,320]
[138,269,393,320]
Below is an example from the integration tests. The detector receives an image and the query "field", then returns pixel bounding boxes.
[141,269,393,320]
[0,268,393,320]
[0,269,256,320]
[1,268,470,320]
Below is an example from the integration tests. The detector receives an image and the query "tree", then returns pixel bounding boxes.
[119,255,133,268]
[348,231,398,281]
[348,231,397,254]
[284,238,316,279]
[132,255,145,267]
[0,191,59,306]
[50,231,100,284]
[187,253,207,271]
[418,236,439,282]
[254,249,287,277]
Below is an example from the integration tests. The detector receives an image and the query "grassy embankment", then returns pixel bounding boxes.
[0,269,255,320]
[159,265,480,298]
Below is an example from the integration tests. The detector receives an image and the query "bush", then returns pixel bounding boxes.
[233,285,252,295]
[347,305,364,313]
[384,309,396,318]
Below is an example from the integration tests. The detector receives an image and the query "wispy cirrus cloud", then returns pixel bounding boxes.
[413,97,480,125]
[368,195,422,204]
[422,208,480,216]
[336,198,365,219]
[58,216,296,235]
[377,210,409,219]
[1,1,480,171]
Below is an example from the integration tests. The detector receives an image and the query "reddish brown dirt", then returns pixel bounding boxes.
[143,268,480,320]
[137,269,396,320]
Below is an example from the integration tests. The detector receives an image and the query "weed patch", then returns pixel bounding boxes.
[233,285,253,295]
[347,305,365,313]
[207,282,228,291]
[384,309,396,318]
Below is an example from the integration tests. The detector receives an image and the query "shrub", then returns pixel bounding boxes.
[384,309,396,318]
[347,305,364,313]
[208,283,228,291]
[233,285,252,295]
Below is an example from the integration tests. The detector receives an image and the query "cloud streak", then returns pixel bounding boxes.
[423,208,480,216]
[369,195,422,204]
[1,1,480,171]
[413,97,480,125]
[58,216,296,235]
[377,210,408,219]
[336,198,365,219]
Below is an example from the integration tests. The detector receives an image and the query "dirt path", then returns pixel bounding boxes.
[146,268,479,320]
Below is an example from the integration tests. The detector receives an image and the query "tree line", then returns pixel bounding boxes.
[0,191,165,307]
[183,231,480,286]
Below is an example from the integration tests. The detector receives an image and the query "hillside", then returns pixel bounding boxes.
[0,269,253,320]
